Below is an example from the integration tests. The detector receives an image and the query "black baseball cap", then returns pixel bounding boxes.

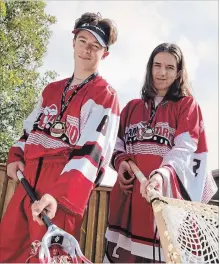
[72,22,109,48]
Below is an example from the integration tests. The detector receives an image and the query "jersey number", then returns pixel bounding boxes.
[193,159,201,177]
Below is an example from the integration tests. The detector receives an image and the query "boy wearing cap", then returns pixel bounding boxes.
[0,12,119,262]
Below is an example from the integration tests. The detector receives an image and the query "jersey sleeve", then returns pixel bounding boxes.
[152,97,217,202]
[47,86,120,216]
[7,96,43,165]
[111,100,136,171]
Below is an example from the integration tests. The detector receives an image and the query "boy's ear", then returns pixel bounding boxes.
[73,38,76,48]
[101,51,109,60]
[176,70,182,79]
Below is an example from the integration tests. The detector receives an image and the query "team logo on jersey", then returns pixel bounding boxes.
[64,115,79,145]
[125,121,175,147]
[35,104,58,130]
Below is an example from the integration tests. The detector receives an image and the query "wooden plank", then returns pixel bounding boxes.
[84,190,99,262]
[0,164,6,171]
[208,199,219,206]
[212,169,219,178]
[2,179,18,218]
[95,191,109,263]
[79,207,88,254]
[94,186,112,192]
[0,165,8,220]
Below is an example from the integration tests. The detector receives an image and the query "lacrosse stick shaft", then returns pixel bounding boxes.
[17,171,92,263]
[127,160,162,199]
[17,170,53,228]
[127,160,147,183]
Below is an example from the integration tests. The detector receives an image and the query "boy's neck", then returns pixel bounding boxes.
[156,89,168,96]
[72,66,98,84]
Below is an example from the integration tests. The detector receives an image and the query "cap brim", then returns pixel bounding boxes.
[72,28,107,47]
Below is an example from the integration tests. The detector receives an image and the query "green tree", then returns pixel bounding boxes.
[0,0,58,163]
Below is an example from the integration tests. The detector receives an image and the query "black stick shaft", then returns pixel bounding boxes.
[20,177,37,202]
[17,171,53,228]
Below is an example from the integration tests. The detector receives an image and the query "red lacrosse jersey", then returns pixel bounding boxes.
[7,75,120,217]
[105,97,217,261]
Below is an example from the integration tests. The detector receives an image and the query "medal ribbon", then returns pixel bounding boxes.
[56,72,98,121]
[147,99,160,128]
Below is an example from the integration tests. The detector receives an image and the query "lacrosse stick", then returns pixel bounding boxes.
[127,160,161,201]
[17,170,92,264]
[127,160,219,264]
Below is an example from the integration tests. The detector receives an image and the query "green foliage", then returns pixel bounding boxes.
[0,0,58,163]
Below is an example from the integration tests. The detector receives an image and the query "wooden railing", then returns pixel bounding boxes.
[0,164,219,262]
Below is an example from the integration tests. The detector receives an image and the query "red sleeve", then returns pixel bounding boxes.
[7,132,27,165]
[111,100,141,171]
[111,109,129,171]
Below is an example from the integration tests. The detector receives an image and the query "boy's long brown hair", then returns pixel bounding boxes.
[141,43,192,101]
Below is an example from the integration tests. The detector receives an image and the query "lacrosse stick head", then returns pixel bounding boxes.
[38,224,92,263]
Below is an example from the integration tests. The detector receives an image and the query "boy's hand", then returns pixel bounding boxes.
[31,194,58,225]
[118,160,135,194]
[140,173,163,202]
[7,161,25,181]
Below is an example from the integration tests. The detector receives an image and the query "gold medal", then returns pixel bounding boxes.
[143,127,154,140]
[50,122,65,137]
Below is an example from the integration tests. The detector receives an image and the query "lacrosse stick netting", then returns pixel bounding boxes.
[128,160,219,264]
[17,170,92,264]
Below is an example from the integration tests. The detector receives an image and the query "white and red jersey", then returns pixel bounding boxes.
[7,75,120,217]
[105,96,217,262]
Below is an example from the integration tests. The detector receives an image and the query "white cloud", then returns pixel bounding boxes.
[177,36,200,81]
[44,1,175,86]
[197,39,218,63]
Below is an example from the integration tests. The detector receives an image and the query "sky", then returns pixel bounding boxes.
[39,1,218,186]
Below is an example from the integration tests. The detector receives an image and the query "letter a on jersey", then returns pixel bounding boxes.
[96,115,109,136]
